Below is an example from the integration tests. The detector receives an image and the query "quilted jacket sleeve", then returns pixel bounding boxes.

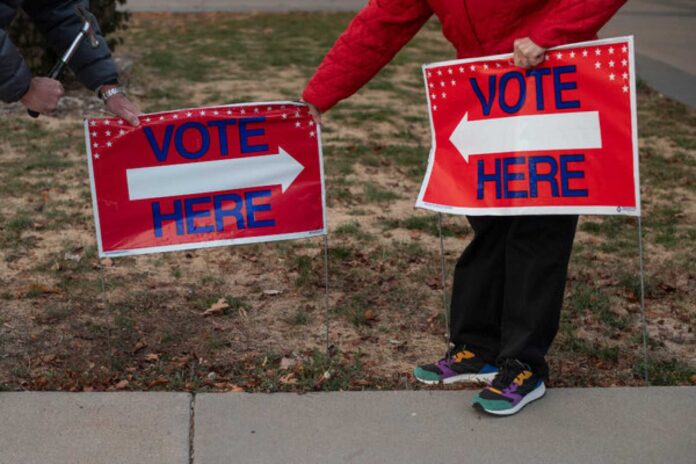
[22,0,118,91]
[0,28,32,103]
[303,0,433,113]
[529,0,627,49]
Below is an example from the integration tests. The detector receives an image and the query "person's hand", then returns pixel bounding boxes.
[302,99,322,127]
[102,86,141,126]
[20,77,64,114]
[513,37,546,69]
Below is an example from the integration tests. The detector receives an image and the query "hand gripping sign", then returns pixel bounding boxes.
[85,102,326,257]
[417,37,640,216]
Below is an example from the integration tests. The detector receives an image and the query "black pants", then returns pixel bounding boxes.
[449,215,578,379]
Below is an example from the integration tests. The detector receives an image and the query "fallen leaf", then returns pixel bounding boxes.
[263,289,283,296]
[203,298,230,317]
[214,382,245,392]
[144,353,160,362]
[114,380,129,390]
[364,309,378,321]
[279,373,297,385]
[63,251,82,262]
[279,357,296,370]
[23,284,61,296]
[100,258,114,268]
[133,340,148,353]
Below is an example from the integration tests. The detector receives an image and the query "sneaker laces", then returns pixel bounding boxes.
[490,358,530,389]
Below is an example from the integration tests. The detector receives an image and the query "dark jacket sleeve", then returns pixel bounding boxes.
[0,28,33,103]
[22,0,119,91]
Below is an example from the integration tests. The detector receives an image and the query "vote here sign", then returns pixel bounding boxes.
[417,37,640,216]
[85,102,326,257]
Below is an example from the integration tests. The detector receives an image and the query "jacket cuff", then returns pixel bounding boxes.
[0,59,32,103]
[301,88,334,114]
[74,58,119,92]
[528,30,557,50]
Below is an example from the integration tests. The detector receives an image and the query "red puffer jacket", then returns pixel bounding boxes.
[303,0,626,112]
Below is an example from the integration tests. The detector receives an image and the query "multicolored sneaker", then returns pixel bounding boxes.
[413,346,498,385]
[472,359,546,416]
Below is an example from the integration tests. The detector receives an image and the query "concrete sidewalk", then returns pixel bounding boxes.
[600,0,696,107]
[1,388,694,464]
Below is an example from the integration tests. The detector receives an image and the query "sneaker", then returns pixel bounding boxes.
[413,346,498,385]
[472,358,546,416]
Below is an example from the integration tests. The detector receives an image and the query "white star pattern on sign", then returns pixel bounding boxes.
[295,122,301,128]
[609,73,616,81]
[609,47,615,54]
[495,62,502,68]
[266,107,272,111]
[93,142,99,148]
[240,109,246,115]
[440,81,446,87]
[433,105,437,111]
[200,110,206,116]
[431,93,437,100]
[107,141,113,148]
[451,80,457,86]
[448,68,453,75]
[92,131,97,137]
[595,48,601,56]
[427,72,432,78]
[459,66,465,73]
[441,92,447,98]
[556,52,562,59]
[622,45,627,53]
[437,70,443,76]
[582,49,588,57]
[609,60,615,68]
[145,117,151,122]
[117,120,124,125]
[595,61,601,69]
[470,65,476,71]
[90,120,96,126]
[104,120,110,125]
[622,72,628,80]
[622,59,627,66]
[569,51,576,58]
[213,110,219,115]
[282,113,288,119]
[159,116,165,121]
[483,63,489,70]
[94,153,100,159]
[119,129,125,135]
[309,121,315,126]
[186,112,192,117]
[254,108,260,113]
[310,131,316,138]
[623,85,629,93]
[105,130,111,136]
[429,82,434,88]
[173,114,179,119]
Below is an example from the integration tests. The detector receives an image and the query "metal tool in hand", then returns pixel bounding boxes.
[27,6,99,118]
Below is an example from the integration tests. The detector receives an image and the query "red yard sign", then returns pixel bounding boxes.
[85,102,326,257]
[417,37,640,216]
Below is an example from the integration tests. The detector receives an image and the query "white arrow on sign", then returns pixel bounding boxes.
[126,146,304,200]
[449,111,602,162]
